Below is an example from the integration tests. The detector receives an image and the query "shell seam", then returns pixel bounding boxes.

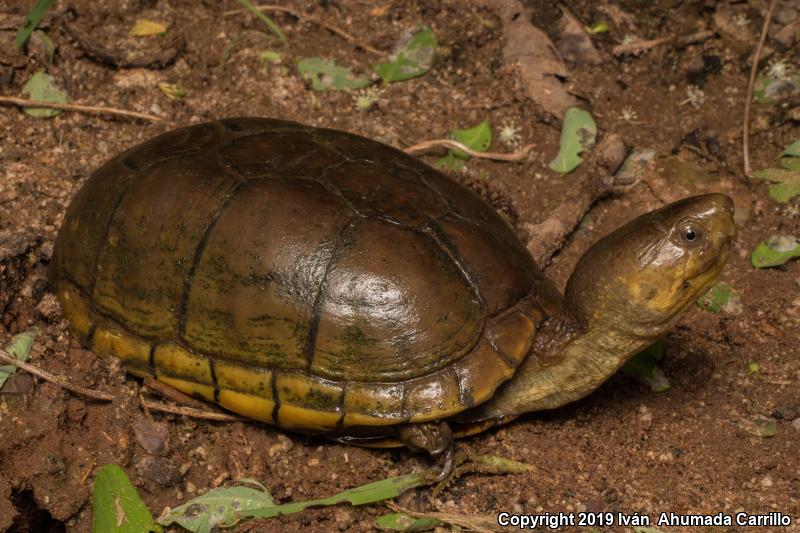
[176,176,250,339]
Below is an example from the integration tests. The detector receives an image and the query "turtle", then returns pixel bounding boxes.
[49,117,735,475]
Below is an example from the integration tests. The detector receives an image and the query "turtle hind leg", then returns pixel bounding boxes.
[398,421,455,482]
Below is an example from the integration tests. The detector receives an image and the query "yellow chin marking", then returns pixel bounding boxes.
[628,270,684,315]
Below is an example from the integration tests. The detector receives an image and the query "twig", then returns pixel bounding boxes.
[612,36,670,56]
[0,96,163,122]
[63,20,184,69]
[223,4,383,56]
[139,390,152,420]
[385,502,500,533]
[743,0,779,178]
[612,30,713,56]
[142,400,246,422]
[404,139,536,162]
[143,376,209,410]
[0,348,115,401]
[524,134,627,265]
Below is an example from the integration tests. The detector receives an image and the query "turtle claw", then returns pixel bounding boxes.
[432,444,455,483]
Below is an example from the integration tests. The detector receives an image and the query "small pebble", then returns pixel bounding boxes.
[135,456,183,487]
[34,293,60,321]
[268,434,294,457]
[132,418,171,456]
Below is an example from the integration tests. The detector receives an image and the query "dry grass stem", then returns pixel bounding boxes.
[0,348,115,401]
[0,96,163,122]
[743,0,779,177]
[404,139,535,162]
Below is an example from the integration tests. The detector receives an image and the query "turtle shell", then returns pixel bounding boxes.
[49,118,561,433]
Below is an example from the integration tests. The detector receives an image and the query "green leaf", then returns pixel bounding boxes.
[29,30,55,64]
[92,465,160,533]
[21,70,68,118]
[549,107,597,175]
[435,121,492,169]
[755,419,778,438]
[130,19,167,36]
[158,83,187,100]
[751,166,800,203]
[585,21,609,34]
[752,168,795,182]
[751,235,800,268]
[621,341,670,392]
[768,179,800,202]
[235,0,286,43]
[372,27,437,82]
[435,152,465,170]
[297,57,369,91]
[782,139,800,157]
[158,474,427,533]
[470,454,533,474]
[15,0,55,50]
[696,282,741,314]
[779,156,800,172]
[259,50,282,64]
[0,328,38,390]
[450,120,492,159]
[375,513,442,532]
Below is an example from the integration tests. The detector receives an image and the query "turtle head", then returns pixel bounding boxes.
[565,193,735,340]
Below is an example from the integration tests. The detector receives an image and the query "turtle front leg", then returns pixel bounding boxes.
[398,422,455,482]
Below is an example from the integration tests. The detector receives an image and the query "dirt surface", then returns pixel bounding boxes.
[1,0,799,532]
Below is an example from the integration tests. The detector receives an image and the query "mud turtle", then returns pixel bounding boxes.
[50,118,734,470]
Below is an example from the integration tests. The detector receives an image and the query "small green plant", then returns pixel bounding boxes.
[158,474,428,532]
[752,140,800,203]
[375,512,442,531]
[696,282,741,314]
[93,451,530,532]
[297,57,369,91]
[622,341,670,392]
[754,61,800,103]
[353,86,382,110]
[373,27,437,83]
[436,120,492,170]
[235,0,285,43]
[15,0,54,49]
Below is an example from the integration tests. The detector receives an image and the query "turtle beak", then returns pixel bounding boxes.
[704,193,736,253]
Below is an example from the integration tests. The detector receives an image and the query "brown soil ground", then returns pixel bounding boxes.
[1,1,799,532]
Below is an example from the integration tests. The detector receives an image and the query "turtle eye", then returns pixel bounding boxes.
[679,223,704,246]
